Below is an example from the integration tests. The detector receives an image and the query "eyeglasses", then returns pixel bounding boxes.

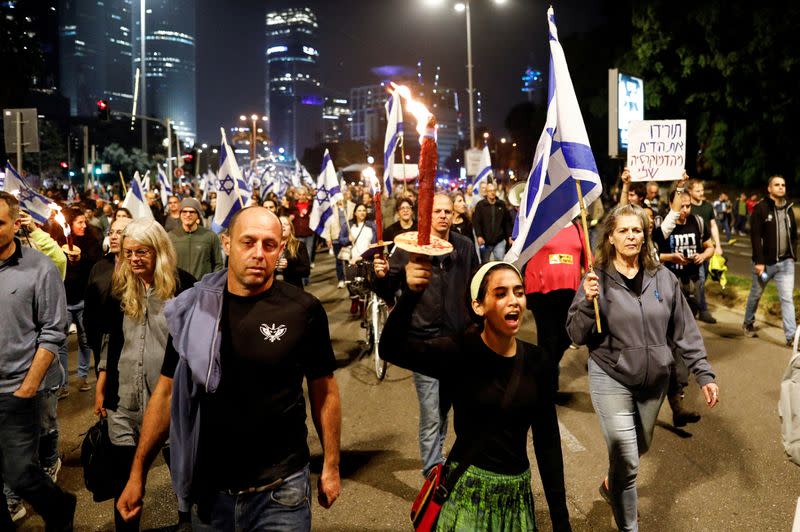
[123,248,152,259]
[180,209,198,215]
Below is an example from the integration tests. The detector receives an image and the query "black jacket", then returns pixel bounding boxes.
[84,255,116,362]
[374,231,479,339]
[472,198,513,245]
[750,198,798,266]
[280,241,310,289]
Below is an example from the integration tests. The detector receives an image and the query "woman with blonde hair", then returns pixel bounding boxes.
[277,215,310,288]
[94,218,195,531]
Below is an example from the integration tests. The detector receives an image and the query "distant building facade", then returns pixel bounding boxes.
[133,0,197,144]
[265,6,323,160]
[322,96,351,144]
[59,0,134,116]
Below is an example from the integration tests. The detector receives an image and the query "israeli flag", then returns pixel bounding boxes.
[212,128,246,233]
[505,7,602,266]
[383,91,403,196]
[310,149,342,237]
[471,146,493,195]
[121,171,154,220]
[2,163,52,224]
[158,165,172,207]
[141,171,151,192]
[67,185,78,203]
[277,172,291,199]
[259,166,274,198]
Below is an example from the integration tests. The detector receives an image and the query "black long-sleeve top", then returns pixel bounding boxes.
[280,241,310,289]
[379,292,571,531]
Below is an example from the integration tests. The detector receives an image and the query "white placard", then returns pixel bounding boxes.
[627,119,686,181]
[464,148,483,177]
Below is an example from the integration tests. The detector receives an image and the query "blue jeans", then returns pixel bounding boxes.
[480,240,507,263]
[4,384,61,507]
[588,359,667,532]
[192,465,311,532]
[66,301,92,380]
[0,393,72,528]
[744,259,797,342]
[413,372,451,476]
[695,263,708,312]
[332,242,346,282]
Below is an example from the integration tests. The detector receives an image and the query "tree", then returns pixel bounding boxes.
[629,1,800,186]
[100,143,153,179]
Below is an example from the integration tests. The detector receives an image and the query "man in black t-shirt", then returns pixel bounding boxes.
[116,207,341,531]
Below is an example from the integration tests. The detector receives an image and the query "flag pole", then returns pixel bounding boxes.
[118,171,128,195]
[575,179,602,333]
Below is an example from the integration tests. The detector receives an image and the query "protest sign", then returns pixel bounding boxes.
[627,119,686,181]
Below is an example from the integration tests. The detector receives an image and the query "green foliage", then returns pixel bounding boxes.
[629,0,800,186]
[100,143,153,179]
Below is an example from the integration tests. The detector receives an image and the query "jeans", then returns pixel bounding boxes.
[3,385,61,507]
[193,465,311,532]
[588,359,667,532]
[413,372,451,476]
[744,259,797,342]
[695,264,708,313]
[66,301,93,380]
[332,242,346,282]
[480,240,507,263]
[0,393,72,528]
[300,235,316,262]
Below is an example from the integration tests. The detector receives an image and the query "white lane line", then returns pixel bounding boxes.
[558,420,586,453]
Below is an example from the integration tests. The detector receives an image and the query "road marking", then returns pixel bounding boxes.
[558,420,586,452]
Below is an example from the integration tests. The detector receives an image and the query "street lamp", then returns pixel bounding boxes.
[237,114,269,169]
[426,0,507,149]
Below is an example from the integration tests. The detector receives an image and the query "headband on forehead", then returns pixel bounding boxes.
[470,261,522,301]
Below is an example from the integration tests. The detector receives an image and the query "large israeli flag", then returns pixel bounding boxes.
[505,7,602,266]
[2,163,52,224]
[383,91,403,196]
[471,146,493,195]
[121,171,154,220]
[310,149,342,237]
[158,165,172,207]
[212,128,246,233]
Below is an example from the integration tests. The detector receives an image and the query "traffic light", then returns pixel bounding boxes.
[59,161,68,178]
[181,150,195,175]
[96,99,110,121]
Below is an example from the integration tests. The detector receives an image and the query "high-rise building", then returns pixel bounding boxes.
[265,7,322,161]
[59,0,134,117]
[322,97,351,144]
[133,0,197,145]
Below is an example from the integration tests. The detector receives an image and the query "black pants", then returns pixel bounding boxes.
[111,444,172,531]
[527,289,576,391]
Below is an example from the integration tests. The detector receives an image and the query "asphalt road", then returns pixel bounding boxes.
[720,234,800,289]
[18,251,800,531]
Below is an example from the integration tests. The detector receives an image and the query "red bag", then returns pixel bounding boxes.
[410,463,446,531]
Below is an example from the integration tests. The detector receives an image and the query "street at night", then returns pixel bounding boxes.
[15,254,800,531]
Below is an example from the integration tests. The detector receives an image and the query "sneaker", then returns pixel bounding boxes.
[599,480,611,505]
[68,323,77,335]
[45,457,62,483]
[310,262,316,269]
[9,501,26,522]
[743,323,758,338]
[337,281,345,289]
[698,311,717,324]
[79,378,91,392]
[58,386,70,400]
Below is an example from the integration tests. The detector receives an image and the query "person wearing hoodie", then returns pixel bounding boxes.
[115,206,341,531]
[168,197,223,281]
[567,204,719,532]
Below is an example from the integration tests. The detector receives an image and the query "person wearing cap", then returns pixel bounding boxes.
[168,197,223,281]
[379,261,571,531]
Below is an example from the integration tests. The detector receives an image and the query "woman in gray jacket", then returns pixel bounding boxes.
[566,204,720,532]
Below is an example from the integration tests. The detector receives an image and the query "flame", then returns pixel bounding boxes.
[362,166,380,195]
[389,82,435,141]
[50,203,70,238]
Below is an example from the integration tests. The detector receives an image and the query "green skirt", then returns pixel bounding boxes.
[435,464,536,532]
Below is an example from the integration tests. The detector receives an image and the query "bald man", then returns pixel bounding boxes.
[116,207,341,531]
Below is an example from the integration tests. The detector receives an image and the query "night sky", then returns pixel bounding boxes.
[195,0,607,143]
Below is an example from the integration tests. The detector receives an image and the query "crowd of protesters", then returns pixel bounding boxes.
[0,163,793,531]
